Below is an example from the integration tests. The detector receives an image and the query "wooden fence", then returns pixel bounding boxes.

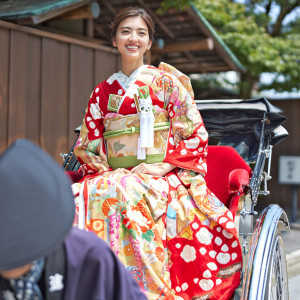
[0,20,120,161]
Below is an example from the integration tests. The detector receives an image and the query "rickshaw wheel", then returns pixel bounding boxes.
[242,205,290,300]
[267,235,289,300]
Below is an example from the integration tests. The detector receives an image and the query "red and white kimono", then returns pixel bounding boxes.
[72,63,242,300]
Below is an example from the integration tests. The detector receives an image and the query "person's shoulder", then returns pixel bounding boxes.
[90,75,115,99]
[92,80,106,93]
[145,64,167,75]
[157,62,188,78]
[148,62,185,80]
[106,71,122,86]
[156,62,194,99]
[65,227,110,252]
[92,71,119,91]
[142,65,172,81]
[146,65,159,71]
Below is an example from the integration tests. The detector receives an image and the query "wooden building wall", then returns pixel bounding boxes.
[0,21,298,211]
[0,20,120,162]
[262,99,300,211]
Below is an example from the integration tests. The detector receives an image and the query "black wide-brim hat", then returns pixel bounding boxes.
[0,139,75,270]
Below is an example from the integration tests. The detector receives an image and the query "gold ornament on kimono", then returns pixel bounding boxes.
[108,94,122,112]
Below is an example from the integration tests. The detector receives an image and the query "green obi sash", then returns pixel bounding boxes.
[103,112,170,169]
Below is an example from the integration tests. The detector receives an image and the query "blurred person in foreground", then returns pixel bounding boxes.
[0,139,147,300]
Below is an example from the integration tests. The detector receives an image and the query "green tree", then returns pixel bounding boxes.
[160,0,300,98]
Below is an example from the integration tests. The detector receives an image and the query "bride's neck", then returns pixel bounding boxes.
[121,60,144,77]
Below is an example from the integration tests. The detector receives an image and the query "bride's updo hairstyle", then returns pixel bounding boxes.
[110,7,155,42]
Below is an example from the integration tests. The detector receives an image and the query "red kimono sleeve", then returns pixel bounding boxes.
[163,76,208,177]
[74,84,112,176]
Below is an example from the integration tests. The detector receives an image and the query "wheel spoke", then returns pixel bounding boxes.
[268,236,288,300]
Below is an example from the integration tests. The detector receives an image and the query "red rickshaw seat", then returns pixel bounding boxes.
[205,145,252,211]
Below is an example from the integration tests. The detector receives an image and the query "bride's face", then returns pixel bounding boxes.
[113,16,152,63]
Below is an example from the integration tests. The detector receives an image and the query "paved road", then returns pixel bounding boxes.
[289,274,300,299]
[284,225,300,299]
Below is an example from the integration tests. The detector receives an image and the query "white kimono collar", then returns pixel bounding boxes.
[116,65,148,91]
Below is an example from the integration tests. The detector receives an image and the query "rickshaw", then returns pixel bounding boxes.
[61,97,290,300]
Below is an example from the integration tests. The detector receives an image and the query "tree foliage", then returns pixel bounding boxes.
[160,0,300,98]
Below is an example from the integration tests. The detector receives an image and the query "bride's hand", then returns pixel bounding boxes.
[109,168,131,175]
[130,163,176,176]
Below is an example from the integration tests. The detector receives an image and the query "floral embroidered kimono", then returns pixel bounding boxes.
[72,63,242,300]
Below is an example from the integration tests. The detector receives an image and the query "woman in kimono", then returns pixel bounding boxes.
[73,7,242,300]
